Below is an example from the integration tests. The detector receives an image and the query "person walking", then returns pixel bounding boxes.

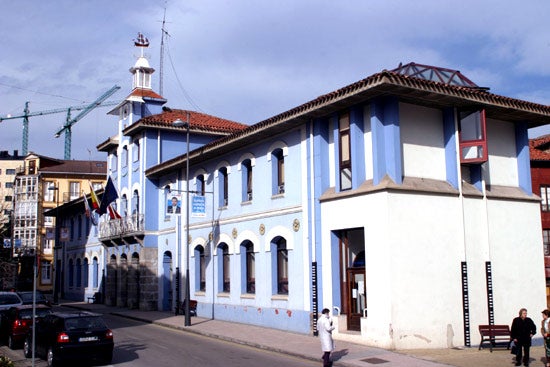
[511,308,537,367]
[318,308,335,367]
[542,309,550,367]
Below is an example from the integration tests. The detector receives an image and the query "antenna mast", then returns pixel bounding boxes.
[160,6,170,96]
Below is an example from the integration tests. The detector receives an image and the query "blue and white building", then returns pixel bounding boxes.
[94,40,550,350]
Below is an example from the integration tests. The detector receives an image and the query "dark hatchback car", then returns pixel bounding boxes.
[24,311,114,367]
[17,291,51,307]
[1,304,52,349]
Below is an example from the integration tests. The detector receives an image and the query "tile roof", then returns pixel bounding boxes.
[38,159,107,174]
[124,108,248,136]
[530,135,550,161]
[127,88,165,101]
[147,66,550,178]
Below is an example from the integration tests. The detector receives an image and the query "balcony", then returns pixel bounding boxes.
[98,214,145,246]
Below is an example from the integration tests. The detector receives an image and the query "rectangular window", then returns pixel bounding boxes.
[133,140,140,162]
[544,230,550,256]
[69,182,80,200]
[5,182,13,189]
[339,113,352,190]
[122,147,128,168]
[199,249,206,291]
[542,186,550,212]
[43,182,55,202]
[41,261,52,284]
[6,169,16,175]
[459,109,488,164]
[223,248,230,292]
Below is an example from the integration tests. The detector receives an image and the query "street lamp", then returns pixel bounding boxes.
[48,184,60,304]
[173,113,191,326]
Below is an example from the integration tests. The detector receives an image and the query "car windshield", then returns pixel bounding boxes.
[65,316,107,331]
[19,308,52,320]
[0,294,21,305]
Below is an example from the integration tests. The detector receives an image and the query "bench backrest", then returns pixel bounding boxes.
[479,325,510,335]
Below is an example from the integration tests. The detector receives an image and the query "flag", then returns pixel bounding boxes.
[83,192,91,217]
[107,204,122,219]
[99,176,119,215]
[89,181,100,210]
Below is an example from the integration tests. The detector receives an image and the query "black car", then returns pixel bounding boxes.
[24,311,114,367]
[0,304,52,349]
[17,291,51,307]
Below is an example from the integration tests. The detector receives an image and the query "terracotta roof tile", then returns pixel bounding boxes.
[530,135,550,161]
[136,109,248,134]
[127,88,165,100]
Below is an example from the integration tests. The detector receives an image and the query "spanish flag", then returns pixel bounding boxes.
[89,181,100,210]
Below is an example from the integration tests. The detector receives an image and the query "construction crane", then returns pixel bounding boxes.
[0,85,120,159]
[54,85,121,159]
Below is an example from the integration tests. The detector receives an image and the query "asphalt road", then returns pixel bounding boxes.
[1,308,318,367]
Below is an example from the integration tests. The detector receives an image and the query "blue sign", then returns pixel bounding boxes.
[3,239,10,248]
[191,195,206,218]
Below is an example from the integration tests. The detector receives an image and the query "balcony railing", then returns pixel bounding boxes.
[98,214,144,240]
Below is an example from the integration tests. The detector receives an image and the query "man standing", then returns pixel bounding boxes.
[511,308,537,367]
[318,308,335,367]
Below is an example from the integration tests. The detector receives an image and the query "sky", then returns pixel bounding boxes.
[1,0,550,161]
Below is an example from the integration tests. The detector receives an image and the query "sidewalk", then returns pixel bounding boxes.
[61,300,544,367]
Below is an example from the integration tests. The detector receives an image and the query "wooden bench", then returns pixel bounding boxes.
[175,299,197,316]
[478,324,512,352]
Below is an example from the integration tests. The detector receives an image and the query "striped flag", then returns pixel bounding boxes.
[83,192,91,218]
[107,204,122,219]
[89,181,100,210]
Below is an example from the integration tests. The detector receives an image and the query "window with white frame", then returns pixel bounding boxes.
[133,139,140,162]
[339,112,352,191]
[272,148,285,195]
[242,159,253,202]
[69,181,80,200]
[217,243,230,293]
[43,182,55,201]
[541,186,550,212]
[544,229,550,256]
[195,246,206,292]
[241,241,255,294]
[218,167,228,207]
[41,261,51,284]
[271,237,288,295]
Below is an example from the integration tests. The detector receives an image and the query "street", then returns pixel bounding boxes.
[1,307,318,367]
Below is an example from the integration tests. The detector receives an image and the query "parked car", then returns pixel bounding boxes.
[24,311,114,367]
[17,291,51,307]
[0,292,22,326]
[0,304,52,349]
[0,292,23,311]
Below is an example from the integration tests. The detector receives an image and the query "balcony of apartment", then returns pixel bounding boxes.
[98,214,145,247]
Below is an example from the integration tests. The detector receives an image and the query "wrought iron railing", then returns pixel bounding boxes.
[98,214,144,239]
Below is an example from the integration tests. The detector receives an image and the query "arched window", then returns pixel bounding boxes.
[241,241,255,294]
[92,257,99,288]
[195,246,206,292]
[241,159,253,202]
[132,190,139,216]
[218,167,228,207]
[68,259,74,287]
[217,244,230,293]
[271,237,288,295]
[272,148,285,195]
[197,175,205,196]
[76,258,82,287]
[83,258,89,288]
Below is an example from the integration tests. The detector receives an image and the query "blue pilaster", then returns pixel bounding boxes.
[350,105,366,190]
[371,97,402,185]
[443,108,459,189]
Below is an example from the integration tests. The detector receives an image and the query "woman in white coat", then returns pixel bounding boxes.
[318,308,335,367]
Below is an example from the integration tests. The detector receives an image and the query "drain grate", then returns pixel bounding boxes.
[361,357,389,364]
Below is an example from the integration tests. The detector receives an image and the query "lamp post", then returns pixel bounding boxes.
[48,184,60,304]
[173,113,191,326]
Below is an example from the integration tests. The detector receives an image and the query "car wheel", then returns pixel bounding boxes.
[47,346,57,367]
[23,337,32,358]
[7,335,16,349]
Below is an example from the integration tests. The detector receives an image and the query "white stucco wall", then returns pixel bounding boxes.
[485,119,518,187]
[400,103,446,181]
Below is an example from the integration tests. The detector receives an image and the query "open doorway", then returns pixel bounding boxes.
[337,228,365,331]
